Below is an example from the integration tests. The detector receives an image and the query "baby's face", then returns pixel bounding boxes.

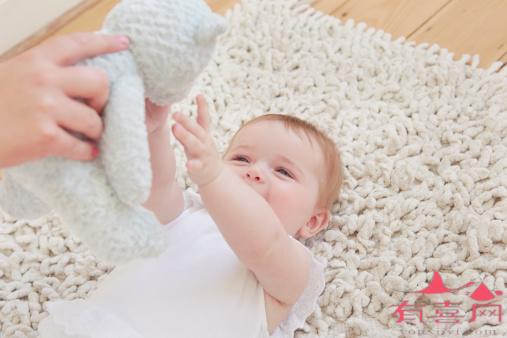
[223,120,325,238]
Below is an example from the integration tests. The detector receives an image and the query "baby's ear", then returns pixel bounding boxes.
[298,208,330,239]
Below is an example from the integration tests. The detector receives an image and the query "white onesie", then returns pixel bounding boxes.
[38,188,326,338]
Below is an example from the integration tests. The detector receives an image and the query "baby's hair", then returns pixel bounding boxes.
[224,114,343,210]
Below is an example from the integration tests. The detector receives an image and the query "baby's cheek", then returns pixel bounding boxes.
[271,187,306,219]
[226,164,243,178]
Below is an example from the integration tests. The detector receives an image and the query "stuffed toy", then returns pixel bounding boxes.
[0,0,226,264]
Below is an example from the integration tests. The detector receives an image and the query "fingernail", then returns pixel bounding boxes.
[116,35,129,48]
[92,146,100,157]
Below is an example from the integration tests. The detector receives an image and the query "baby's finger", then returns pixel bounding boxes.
[196,95,210,131]
[171,122,204,156]
[145,99,170,115]
[172,112,207,142]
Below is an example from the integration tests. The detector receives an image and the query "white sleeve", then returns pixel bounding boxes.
[38,299,145,338]
[270,238,327,337]
[182,187,204,210]
[161,187,203,229]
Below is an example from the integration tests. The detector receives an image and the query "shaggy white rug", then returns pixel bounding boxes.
[1,0,507,337]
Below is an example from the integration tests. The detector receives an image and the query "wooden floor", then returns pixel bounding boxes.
[0,2,505,179]
[15,0,507,69]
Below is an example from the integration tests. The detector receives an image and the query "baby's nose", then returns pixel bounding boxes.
[245,166,264,183]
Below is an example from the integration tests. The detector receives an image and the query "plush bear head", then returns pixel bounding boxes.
[102,0,227,105]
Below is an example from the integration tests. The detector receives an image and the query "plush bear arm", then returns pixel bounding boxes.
[0,172,51,219]
[101,75,152,206]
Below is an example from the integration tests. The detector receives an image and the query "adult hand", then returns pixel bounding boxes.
[0,32,129,169]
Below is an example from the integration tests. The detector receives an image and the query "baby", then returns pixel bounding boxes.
[38,96,343,338]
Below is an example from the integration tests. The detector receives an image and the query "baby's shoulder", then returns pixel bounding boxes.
[268,238,327,337]
[264,290,292,334]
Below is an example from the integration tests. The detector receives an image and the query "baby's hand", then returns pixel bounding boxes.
[145,99,170,134]
[171,95,224,186]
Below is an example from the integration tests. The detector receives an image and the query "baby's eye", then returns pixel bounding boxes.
[232,155,249,163]
[277,167,293,178]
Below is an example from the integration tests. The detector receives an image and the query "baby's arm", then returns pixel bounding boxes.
[172,96,311,307]
[200,168,311,306]
[142,105,184,224]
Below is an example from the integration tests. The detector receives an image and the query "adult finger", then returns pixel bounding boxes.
[57,66,109,113]
[196,95,210,131]
[172,111,208,142]
[53,96,103,142]
[37,32,129,66]
[44,125,98,161]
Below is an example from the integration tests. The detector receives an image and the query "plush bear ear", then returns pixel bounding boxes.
[194,13,227,44]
